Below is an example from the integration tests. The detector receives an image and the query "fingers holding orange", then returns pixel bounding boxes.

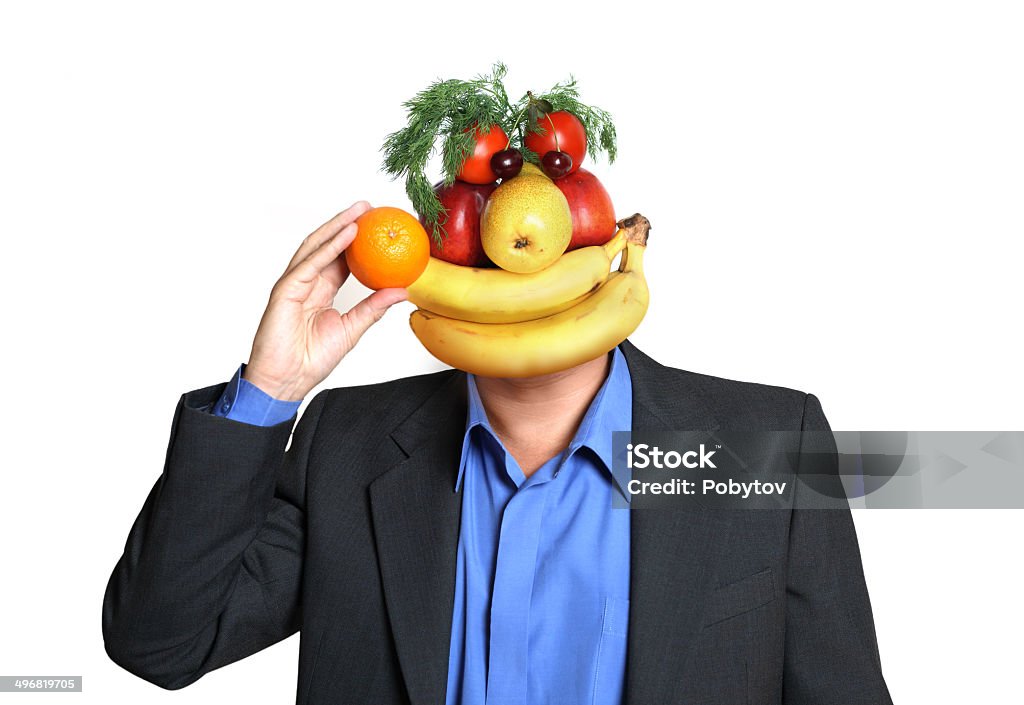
[286,200,372,273]
[346,206,430,290]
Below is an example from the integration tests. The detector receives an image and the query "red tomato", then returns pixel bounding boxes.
[457,123,508,184]
[524,111,587,174]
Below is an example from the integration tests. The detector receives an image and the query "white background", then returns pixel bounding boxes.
[2,1,1022,703]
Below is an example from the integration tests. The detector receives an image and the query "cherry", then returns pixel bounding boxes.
[541,150,573,179]
[490,148,523,179]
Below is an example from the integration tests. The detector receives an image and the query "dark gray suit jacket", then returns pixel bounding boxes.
[103,340,892,704]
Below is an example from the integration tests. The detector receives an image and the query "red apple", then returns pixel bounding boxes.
[420,180,497,266]
[553,168,616,251]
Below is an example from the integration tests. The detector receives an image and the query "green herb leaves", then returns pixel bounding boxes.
[380,62,617,245]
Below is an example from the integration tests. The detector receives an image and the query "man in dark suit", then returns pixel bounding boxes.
[103,202,893,704]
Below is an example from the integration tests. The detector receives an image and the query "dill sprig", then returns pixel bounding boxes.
[380,63,617,246]
[381,63,509,245]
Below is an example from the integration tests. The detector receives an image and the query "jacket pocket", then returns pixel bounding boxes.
[703,568,776,627]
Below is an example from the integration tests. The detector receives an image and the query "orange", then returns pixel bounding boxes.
[347,206,430,289]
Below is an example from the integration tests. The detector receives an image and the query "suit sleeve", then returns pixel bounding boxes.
[102,382,328,689]
[782,393,894,705]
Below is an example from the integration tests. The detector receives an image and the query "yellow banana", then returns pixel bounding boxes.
[409,216,650,378]
[407,230,627,324]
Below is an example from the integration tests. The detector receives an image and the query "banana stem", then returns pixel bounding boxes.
[617,213,651,247]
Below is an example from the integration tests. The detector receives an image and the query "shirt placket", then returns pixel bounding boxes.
[485,457,552,705]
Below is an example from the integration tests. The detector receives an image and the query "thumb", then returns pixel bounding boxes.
[340,287,408,349]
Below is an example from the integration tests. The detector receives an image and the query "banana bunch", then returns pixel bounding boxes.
[407,230,627,324]
[409,214,651,378]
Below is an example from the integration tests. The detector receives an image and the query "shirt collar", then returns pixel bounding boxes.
[456,346,633,501]
[454,372,495,494]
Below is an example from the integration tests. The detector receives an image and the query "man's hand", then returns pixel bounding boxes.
[242,201,408,401]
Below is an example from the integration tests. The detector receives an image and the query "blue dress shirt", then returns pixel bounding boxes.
[212,364,301,426]
[212,350,633,705]
[447,348,632,705]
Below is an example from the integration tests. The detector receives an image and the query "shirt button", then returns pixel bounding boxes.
[221,402,231,412]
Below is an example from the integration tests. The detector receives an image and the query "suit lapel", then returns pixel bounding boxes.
[620,341,734,704]
[369,371,467,705]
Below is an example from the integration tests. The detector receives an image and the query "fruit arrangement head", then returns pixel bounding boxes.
[376,64,649,378]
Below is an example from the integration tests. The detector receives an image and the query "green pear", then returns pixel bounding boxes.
[481,174,572,273]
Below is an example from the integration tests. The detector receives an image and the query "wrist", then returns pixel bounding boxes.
[241,365,306,402]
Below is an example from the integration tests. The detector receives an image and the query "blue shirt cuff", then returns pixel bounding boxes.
[211,364,302,426]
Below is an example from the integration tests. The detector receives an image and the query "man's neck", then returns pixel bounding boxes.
[473,352,612,478]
